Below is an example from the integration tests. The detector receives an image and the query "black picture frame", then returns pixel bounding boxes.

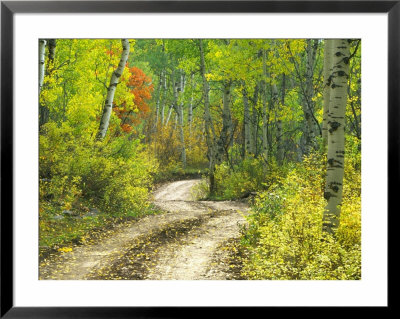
[1,1,395,317]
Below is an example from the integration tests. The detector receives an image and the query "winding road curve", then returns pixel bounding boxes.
[39,179,249,280]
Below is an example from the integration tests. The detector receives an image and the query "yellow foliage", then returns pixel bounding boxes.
[242,153,361,280]
[39,122,157,217]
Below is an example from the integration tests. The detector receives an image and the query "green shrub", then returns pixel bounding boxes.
[212,157,285,200]
[241,153,361,280]
[39,122,157,217]
[213,158,263,199]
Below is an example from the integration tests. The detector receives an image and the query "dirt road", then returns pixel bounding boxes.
[39,179,249,280]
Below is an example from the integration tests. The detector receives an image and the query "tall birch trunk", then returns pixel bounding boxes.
[216,81,232,164]
[322,39,334,149]
[180,73,187,167]
[250,85,259,156]
[322,39,350,235]
[199,40,217,194]
[271,81,283,165]
[178,105,186,167]
[173,114,178,130]
[172,69,187,168]
[165,105,173,126]
[188,73,195,138]
[160,71,167,125]
[39,39,47,93]
[154,70,164,129]
[276,74,285,165]
[39,39,48,127]
[262,49,269,163]
[301,39,318,155]
[242,82,252,157]
[96,39,130,139]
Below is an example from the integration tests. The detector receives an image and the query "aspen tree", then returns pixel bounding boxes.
[160,71,167,125]
[165,105,173,126]
[97,39,130,139]
[242,82,252,157]
[216,81,232,164]
[39,39,47,93]
[301,39,318,155]
[271,81,283,165]
[172,69,187,168]
[39,39,48,127]
[322,39,334,148]
[250,86,259,156]
[154,70,164,127]
[199,39,217,194]
[188,73,195,137]
[322,39,350,235]
[276,74,285,165]
[261,48,269,163]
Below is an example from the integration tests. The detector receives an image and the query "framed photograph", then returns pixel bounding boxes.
[1,0,394,317]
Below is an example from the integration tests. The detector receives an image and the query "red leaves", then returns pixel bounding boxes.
[114,66,154,134]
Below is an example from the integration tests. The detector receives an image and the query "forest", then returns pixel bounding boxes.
[39,38,361,280]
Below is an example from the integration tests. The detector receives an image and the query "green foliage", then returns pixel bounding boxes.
[212,157,283,200]
[40,122,157,216]
[149,118,208,182]
[39,121,158,251]
[241,153,361,280]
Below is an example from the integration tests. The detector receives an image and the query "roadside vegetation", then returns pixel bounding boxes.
[39,38,361,279]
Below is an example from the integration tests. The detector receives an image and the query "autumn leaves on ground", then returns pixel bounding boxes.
[40,180,249,280]
[39,39,361,280]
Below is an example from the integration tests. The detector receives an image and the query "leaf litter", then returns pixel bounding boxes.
[39,179,249,280]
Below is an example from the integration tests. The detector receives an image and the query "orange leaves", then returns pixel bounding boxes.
[105,46,122,57]
[121,123,133,133]
[114,66,154,134]
[125,67,153,116]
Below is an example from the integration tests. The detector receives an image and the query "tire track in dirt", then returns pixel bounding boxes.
[146,179,249,279]
[39,179,248,280]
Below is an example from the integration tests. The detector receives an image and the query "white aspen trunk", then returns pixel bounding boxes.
[172,69,187,168]
[39,39,47,93]
[276,119,283,164]
[276,74,285,165]
[179,72,187,167]
[272,82,283,165]
[322,39,350,235]
[188,74,195,138]
[154,70,164,128]
[96,39,130,139]
[39,39,49,127]
[262,108,269,164]
[165,105,173,126]
[322,39,334,148]
[242,82,252,157]
[173,114,178,130]
[250,102,258,156]
[301,39,318,155]
[216,81,232,164]
[262,49,269,163]
[180,72,185,93]
[160,72,167,125]
[178,106,186,167]
[199,40,217,194]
